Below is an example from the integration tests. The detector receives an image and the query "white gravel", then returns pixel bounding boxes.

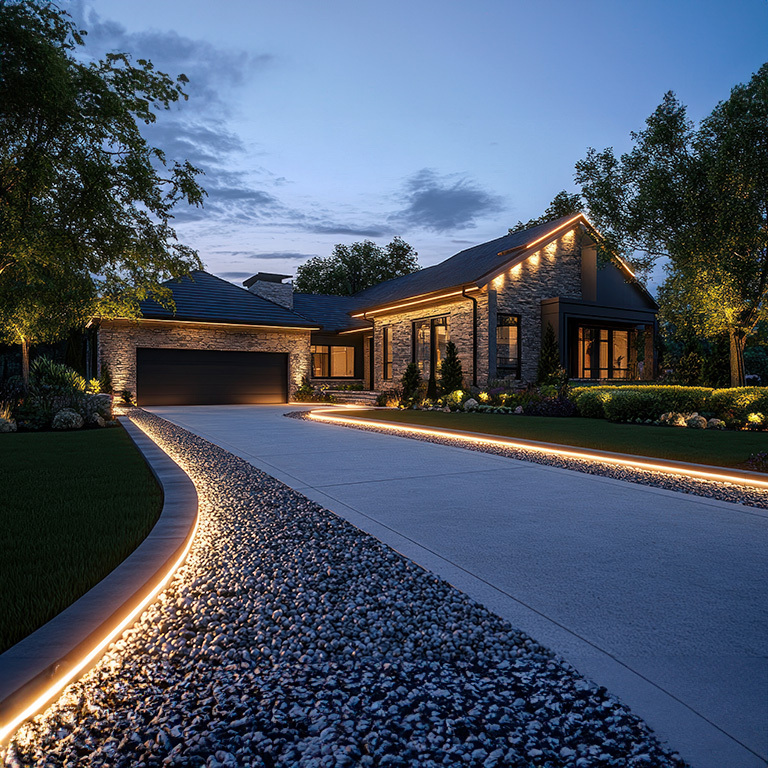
[4,410,687,768]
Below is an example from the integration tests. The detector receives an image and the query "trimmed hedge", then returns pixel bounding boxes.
[571,385,768,427]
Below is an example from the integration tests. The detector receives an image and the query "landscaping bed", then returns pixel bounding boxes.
[0,426,162,654]
[337,410,768,472]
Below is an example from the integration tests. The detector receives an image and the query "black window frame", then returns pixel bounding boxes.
[383,326,393,381]
[411,315,449,380]
[310,344,356,379]
[496,313,521,379]
[575,324,635,380]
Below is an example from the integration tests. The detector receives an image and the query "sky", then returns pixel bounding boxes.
[72,0,768,294]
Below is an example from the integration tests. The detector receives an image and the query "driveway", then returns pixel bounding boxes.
[147,405,768,768]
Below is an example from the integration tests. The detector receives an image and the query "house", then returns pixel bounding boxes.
[97,214,658,405]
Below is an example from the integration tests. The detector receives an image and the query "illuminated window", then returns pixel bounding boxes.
[310,345,355,378]
[383,327,393,380]
[412,316,449,379]
[577,326,634,379]
[496,314,520,378]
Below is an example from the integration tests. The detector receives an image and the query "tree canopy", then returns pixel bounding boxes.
[509,191,583,234]
[293,237,419,295]
[0,0,206,381]
[575,64,768,385]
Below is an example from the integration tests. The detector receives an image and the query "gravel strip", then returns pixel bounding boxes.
[5,410,687,768]
[290,411,768,510]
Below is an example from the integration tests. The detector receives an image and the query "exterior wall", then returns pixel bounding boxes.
[98,319,311,398]
[371,295,487,391]
[489,230,582,383]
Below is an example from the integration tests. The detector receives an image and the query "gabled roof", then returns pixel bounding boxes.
[139,270,317,328]
[352,216,578,311]
[292,293,371,334]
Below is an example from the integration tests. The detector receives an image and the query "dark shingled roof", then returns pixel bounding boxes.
[139,270,317,328]
[353,216,576,310]
[292,293,371,334]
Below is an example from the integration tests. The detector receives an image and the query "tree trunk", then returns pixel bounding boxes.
[21,337,30,391]
[728,328,746,387]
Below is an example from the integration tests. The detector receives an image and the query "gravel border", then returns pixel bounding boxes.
[4,410,687,768]
[291,411,768,511]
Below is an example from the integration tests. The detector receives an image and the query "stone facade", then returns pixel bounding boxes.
[370,231,582,390]
[98,319,311,398]
[489,230,582,383]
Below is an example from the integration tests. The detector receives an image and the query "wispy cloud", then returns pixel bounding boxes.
[304,223,389,238]
[391,169,504,232]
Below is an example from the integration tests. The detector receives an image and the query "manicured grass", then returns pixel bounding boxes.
[0,426,162,654]
[342,410,768,470]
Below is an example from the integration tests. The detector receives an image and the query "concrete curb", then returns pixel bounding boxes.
[0,418,198,744]
[309,408,768,488]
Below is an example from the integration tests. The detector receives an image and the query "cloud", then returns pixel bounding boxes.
[216,271,253,281]
[304,223,389,238]
[391,169,504,232]
[211,250,316,260]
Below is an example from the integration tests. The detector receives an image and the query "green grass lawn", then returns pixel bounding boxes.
[342,410,768,471]
[0,426,163,654]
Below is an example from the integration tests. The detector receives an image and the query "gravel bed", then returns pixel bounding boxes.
[5,410,687,768]
[289,411,768,510]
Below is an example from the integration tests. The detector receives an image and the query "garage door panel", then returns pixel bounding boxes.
[136,348,288,405]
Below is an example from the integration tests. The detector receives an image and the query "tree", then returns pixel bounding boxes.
[0,1,206,384]
[536,322,560,384]
[294,237,419,295]
[575,65,768,386]
[400,362,422,405]
[438,341,463,394]
[509,191,583,234]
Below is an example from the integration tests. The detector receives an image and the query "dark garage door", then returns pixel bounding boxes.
[136,348,288,406]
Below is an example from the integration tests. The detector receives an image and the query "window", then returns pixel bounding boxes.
[577,326,634,379]
[412,316,449,379]
[383,327,393,380]
[496,314,520,378]
[310,345,355,378]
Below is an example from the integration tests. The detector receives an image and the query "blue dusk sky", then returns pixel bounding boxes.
[74,1,767,293]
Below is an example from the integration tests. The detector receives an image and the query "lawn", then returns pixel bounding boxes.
[341,410,768,471]
[0,425,163,654]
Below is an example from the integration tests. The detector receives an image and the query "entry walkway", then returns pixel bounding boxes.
[148,405,768,768]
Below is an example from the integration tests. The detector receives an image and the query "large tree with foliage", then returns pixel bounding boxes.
[509,190,583,235]
[575,64,768,386]
[294,237,419,295]
[0,0,206,384]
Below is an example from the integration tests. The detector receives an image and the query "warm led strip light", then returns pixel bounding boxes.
[308,409,768,490]
[0,428,199,744]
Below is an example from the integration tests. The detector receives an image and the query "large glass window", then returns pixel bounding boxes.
[496,314,520,378]
[577,326,634,379]
[383,327,393,380]
[311,345,355,378]
[412,316,449,379]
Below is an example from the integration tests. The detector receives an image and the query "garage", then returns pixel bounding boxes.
[136,348,288,406]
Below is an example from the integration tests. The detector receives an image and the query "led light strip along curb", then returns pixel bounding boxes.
[307,408,768,490]
[0,418,199,745]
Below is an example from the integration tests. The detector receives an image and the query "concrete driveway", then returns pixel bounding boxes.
[147,405,768,768]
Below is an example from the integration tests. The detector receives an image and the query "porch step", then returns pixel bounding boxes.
[324,390,380,406]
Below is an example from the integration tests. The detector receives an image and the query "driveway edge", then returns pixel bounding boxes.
[0,418,198,744]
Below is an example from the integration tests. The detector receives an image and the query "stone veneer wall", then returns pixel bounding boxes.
[98,319,311,398]
[490,231,582,383]
[371,295,486,392]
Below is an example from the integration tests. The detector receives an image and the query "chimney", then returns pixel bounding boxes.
[243,272,293,310]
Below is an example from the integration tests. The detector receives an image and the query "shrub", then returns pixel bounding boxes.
[99,363,114,395]
[709,387,768,426]
[575,389,612,419]
[439,341,464,395]
[603,390,664,422]
[400,363,422,405]
[30,357,86,392]
[537,323,560,384]
[376,388,402,407]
